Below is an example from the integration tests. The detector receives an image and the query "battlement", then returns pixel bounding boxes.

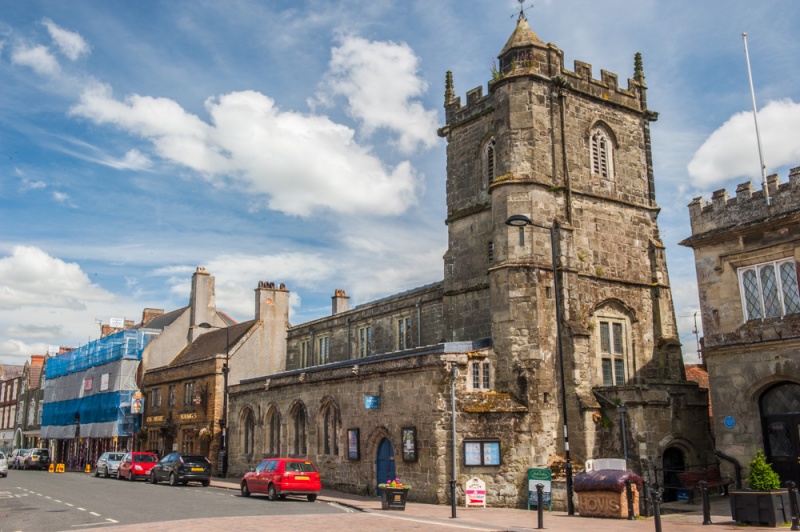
[442,40,646,129]
[687,166,800,236]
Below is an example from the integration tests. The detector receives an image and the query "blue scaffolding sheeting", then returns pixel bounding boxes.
[46,329,154,379]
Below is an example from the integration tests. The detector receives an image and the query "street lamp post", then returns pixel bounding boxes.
[505,214,574,515]
[198,322,229,477]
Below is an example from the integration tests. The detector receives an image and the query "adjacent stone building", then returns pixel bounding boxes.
[228,14,714,508]
[680,168,800,485]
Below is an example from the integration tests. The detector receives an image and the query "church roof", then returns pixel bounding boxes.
[499,16,542,58]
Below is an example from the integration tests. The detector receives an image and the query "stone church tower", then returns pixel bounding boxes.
[439,13,712,487]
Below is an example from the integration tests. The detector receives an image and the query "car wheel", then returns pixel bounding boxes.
[94,468,99,477]
[128,471,135,481]
[241,482,250,497]
[268,484,278,501]
[307,494,317,502]
[201,479,210,487]
[151,472,158,484]
[105,469,110,479]
[169,473,178,486]
[279,495,287,500]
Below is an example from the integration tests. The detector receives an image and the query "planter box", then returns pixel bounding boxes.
[729,489,791,527]
[577,486,639,519]
[381,488,409,511]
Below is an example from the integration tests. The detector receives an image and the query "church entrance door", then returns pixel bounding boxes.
[376,438,395,495]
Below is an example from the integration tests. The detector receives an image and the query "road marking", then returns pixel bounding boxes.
[106,519,119,523]
[46,495,52,499]
[55,499,62,502]
[77,507,86,511]
[328,502,355,513]
[65,503,74,507]
[90,512,101,516]
[367,511,498,530]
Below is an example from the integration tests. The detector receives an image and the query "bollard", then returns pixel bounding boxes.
[536,483,544,529]
[787,481,800,531]
[449,479,457,519]
[651,488,663,532]
[626,479,635,520]
[700,480,712,525]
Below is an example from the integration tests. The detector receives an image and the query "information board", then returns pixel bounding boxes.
[527,468,552,510]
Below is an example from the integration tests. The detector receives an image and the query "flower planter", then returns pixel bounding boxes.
[729,489,791,527]
[381,488,409,510]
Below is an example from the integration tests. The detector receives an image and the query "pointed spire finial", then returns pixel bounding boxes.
[445,70,455,105]
[515,0,533,21]
[634,52,645,82]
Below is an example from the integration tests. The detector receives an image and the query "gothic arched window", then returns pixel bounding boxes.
[267,406,281,456]
[484,138,496,185]
[590,128,614,178]
[318,398,340,456]
[242,408,255,455]
[290,403,307,457]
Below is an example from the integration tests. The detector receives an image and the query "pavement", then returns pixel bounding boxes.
[198,477,753,531]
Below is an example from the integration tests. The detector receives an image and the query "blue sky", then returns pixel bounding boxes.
[1,1,799,366]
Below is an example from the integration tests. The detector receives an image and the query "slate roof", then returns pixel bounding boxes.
[169,320,258,366]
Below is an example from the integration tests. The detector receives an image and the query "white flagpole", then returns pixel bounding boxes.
[742,32,770,205]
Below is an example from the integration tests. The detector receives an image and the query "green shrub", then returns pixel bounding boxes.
[747,450,781,491]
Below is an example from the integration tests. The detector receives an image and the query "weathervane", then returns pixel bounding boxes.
[513,0,533,20]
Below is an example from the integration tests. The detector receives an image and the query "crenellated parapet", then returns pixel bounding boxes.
[686,167,800,237]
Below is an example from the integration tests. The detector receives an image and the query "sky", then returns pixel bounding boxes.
[1,0,799,366]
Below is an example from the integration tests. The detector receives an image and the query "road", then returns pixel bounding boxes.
[0,470,349,531]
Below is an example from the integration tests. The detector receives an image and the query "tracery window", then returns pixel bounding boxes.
[242,408,255,455]
[267,406,280,456]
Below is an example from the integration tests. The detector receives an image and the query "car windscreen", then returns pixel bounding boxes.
[109,453,125,461]
[287,461,317,473]
[135,455,157,463]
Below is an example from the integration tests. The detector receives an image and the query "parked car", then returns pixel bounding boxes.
[117,452,158,481]
[94,452,126,478]
[23,448,50,470]
[240,458,321,501]
[0,451,8,477]
[10,449,28,470]
[150,453,212,487]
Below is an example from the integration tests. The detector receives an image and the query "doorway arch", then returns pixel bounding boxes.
[662,446,685,502]
[761,382,800,484]
[376,438,395,495]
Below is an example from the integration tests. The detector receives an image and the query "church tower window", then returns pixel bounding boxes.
[590,128,614,178]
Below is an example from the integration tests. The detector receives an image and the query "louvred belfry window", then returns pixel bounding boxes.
[590,129,613,178]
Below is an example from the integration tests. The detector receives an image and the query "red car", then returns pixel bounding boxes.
[117,452,158,481]
[241,458,321,501]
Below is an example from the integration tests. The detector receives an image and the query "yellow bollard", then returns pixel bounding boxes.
[84,464,91,473]
[48,463,55,473]
[56,463,65,473]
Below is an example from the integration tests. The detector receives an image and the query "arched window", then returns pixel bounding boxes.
[290,403,307,457]
[267,406,281,456]
[242,408,255,455]
[484,138,496,185]
[590,128,613,178]
[318,398,340,456]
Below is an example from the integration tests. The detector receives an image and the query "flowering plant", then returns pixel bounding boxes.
[198,427,213,441]
[379,477,411,490]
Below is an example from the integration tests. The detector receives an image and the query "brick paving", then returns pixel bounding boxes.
[81,478,766,531]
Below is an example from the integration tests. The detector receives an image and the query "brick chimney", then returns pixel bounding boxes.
[255,281,290,375]
[189,267,216,341]
[332,289,350,315]
[141,308,164,327]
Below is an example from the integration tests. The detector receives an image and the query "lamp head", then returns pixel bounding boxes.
[505,214,533,227]
[198,322,213,329]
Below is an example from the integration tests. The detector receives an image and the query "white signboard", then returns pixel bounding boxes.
[47,345,59,356]
[465,477,486,508]
[109,317,125,328]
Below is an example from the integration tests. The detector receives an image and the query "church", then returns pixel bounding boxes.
[226,14,714,509]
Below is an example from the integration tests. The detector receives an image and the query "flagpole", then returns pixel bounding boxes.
[742,32,770,205]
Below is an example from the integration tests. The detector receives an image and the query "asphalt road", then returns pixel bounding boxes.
[0,469,349,531]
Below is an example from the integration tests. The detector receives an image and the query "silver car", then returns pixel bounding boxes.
[0,451,8,477]
[94,452,126,478]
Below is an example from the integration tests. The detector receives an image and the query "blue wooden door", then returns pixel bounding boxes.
[376,438,395,495]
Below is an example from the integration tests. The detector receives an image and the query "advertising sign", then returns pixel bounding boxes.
[465,477,487,507]
[527,468,552,510]
[131,391,144,414]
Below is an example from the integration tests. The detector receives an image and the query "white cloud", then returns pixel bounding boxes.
[11,44,60,76]
[69,84,421,217]
[53,191,72,204]
[42,19,89,61]
[313,35,440,154]
[0,246,116,311]
[687,99,800,186]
